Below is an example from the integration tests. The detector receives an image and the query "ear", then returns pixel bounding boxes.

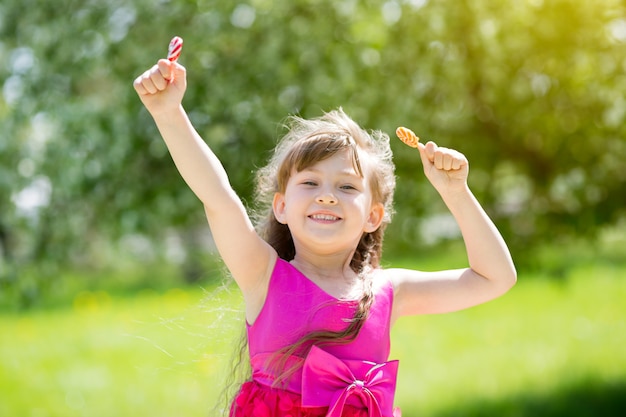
[364,202,385,233]
[272,192,288,224]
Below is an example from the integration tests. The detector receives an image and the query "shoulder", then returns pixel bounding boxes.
[375,267,427,291]
[372,268,396,297]
[378,266,452,320]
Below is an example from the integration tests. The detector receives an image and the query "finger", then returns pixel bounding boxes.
[171,61,186,81]
[451,154,467,170]
[157,59,174,81]
[423,141,437,162]
[445,148,468,170]
[442,152,453,171]
[133,66,159,94]
[138,70,158,94]
[150,65,169,91]
[416,141,433,168]
[168,61,187,88]
[133,68,155,95]
[133,75,148,95]
[434,148,444,170]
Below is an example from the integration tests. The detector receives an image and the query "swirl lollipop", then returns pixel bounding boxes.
[395,126,420,148]
[167,36,183,62]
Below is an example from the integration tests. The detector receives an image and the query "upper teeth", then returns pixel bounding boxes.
[311,214,338,221]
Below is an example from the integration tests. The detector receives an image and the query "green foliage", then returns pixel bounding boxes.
[2,0,626,305]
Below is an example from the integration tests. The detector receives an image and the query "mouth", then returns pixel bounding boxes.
[309,213,341,222]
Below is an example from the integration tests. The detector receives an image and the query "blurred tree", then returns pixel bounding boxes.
[1,0,625,306]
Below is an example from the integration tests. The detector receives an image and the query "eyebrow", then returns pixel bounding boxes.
[300,167,363,179]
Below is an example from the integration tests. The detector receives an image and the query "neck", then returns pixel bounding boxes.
[290,249,357,283]
[293,256,350,277]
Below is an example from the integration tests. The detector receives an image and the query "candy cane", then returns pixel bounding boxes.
[167,36,183,62]
[396,126,420,148]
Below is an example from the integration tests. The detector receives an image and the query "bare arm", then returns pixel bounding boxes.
[391,141,516,318]
[133,60,275,303]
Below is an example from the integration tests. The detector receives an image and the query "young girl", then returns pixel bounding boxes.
[133,58,516,416]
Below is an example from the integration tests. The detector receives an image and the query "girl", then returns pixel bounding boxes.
[133,58,516,417]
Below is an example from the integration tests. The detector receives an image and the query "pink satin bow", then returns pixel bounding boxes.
[302,346,399,417]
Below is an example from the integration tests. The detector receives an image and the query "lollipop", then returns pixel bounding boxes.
[167,36,183,62]
[395,126,420,148]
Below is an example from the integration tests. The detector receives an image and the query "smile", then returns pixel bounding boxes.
[309,214,340,221]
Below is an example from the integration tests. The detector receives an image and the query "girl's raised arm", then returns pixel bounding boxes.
[133,60,276,303]
[390,141,517,318]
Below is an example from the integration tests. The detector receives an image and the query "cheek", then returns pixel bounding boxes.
[353,191,373,206]
[281,190,309,216]
[284,188,305,204]
[347,195,373,215]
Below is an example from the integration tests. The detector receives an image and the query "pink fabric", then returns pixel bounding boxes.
[234,258,400,416]
[231,380,376,417]
[302,346,398,417]
[230,380,402,417]
[247,259,393,363]
[250,352,304,394]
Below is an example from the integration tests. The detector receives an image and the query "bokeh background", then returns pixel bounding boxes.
[1,0,625,416]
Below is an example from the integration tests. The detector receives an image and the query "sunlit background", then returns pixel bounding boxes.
[1,0,625,416]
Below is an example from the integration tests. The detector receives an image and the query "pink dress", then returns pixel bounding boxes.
[230,258,401,417]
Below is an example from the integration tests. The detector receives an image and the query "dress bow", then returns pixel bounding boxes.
[301,346,399,417]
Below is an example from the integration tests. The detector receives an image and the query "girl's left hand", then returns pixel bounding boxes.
[417,141,469,194]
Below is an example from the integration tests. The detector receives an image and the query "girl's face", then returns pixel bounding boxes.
[272,149,384,256]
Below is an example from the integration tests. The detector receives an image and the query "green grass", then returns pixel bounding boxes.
[1,262,625,416]
[392,264,626,416]
[0,286,245,417]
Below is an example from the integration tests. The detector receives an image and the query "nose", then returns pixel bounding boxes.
[316,192,337,205]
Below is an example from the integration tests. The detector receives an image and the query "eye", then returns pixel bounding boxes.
[340,184,358,191]
[302,180,318,186]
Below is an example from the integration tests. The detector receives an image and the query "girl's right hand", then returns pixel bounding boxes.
[133,59,187,116]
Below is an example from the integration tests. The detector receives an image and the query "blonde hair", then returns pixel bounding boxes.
[254,108,396,270]
[251,109,397,386]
